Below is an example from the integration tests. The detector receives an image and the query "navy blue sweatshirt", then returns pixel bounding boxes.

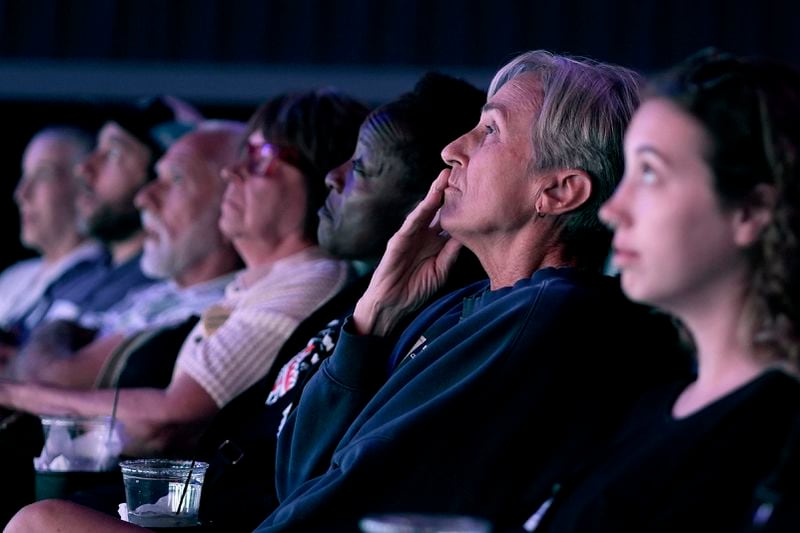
[262,267,689,532]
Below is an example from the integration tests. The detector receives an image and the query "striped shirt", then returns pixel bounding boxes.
[174,247,351,408]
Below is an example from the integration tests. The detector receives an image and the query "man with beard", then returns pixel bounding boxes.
[38,97,203,321]
[0,99,202,523]
[10,122,245,389]
[4,97,205,372]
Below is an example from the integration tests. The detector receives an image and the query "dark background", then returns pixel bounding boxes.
[1,0,798,266]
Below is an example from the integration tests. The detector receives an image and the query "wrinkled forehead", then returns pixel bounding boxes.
[156,142,211,181]
[486,72,544,115]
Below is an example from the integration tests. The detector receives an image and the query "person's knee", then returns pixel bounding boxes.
[5,499,64,532]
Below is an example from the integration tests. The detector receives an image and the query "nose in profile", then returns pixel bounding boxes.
[14,176,32,204]
[441,130,471,169]
[598,180,633,230]
[324,161,349,193]
[135,180,162,211]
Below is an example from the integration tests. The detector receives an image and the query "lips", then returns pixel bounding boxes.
[319,196,339,221]
[318,206,332,222]
[611,246,639,269]
[445,176,462,194]
[221,196,242,213]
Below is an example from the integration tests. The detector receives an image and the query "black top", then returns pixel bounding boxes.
[536,369,800,533]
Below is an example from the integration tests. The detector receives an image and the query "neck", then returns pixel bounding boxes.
[468,229,575,290]
[671,278,774,417]
[108,231,146,265]
[173,247,241,288]
[235,233,315,269]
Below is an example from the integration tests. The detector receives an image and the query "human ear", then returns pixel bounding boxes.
[732,183,777,246]
[537,169,593,216]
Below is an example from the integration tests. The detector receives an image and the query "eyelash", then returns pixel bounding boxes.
[484,124,496,135]
[640,164,657,184]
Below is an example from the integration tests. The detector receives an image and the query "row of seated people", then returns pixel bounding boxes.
[0,98,194,367]
[0,47,799,532]
[0,73,488,526]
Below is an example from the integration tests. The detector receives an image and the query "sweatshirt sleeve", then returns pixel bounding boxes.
[274,315,392,501]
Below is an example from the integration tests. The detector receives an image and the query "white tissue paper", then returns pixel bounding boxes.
[34,419,124,472]
[118,503,129,522]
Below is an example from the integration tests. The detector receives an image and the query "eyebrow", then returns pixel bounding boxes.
[481,102,507,118]
[635,145,673,167]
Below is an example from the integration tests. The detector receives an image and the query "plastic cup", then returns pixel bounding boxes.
[36,414,122,472]
[120,459,209,528]
[359,513,491,533]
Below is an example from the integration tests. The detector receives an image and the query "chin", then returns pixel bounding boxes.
[621,283,665,311]
[620,274,648,303]
[439,212,455,233]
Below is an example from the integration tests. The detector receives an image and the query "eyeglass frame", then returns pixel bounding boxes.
[243,141,313,178]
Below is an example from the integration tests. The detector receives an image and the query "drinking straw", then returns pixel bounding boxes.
[0,411,21,432]
[176,459,197,515]
[107,386,120,445]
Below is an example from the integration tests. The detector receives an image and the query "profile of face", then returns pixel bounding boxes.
[599,98,756,314]
[135,130,232,280]
[317,116,418,260]
[75,122,151,243]
[14,134,85,256]
[439,73,542,242]
[219,129,308,247]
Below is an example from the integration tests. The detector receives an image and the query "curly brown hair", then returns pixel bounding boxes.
[647,49,800,364]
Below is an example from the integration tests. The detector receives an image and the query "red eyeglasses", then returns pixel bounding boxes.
[245,142,310,177]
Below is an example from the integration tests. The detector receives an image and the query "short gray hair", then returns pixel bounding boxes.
[490,50,641,270]
[31,126,94,165]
